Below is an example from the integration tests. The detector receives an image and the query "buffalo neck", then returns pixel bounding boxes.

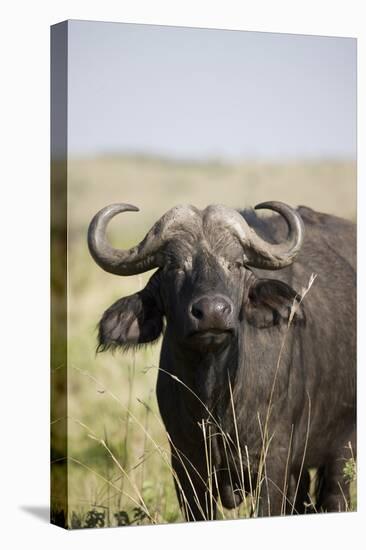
[160,322,292,449]
[163,330,242,423]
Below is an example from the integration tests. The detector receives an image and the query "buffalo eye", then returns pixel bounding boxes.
[163,261,184,273]
[228,261,243,272]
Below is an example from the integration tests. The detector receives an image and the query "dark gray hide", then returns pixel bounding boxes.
[88,202,356,519]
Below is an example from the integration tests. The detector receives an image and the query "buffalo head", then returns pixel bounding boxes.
[88,201,304,356]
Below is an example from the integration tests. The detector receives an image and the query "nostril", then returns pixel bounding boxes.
[191,303,204,320]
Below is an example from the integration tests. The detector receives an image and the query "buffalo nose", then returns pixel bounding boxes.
[190,295,233,324]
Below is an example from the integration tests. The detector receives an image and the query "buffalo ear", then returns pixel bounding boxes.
[98,290,163,352]
[245,278,305,329]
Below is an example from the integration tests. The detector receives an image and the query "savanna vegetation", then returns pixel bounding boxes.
[51,156,356,528]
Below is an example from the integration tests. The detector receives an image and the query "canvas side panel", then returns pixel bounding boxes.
[50,20,68,529]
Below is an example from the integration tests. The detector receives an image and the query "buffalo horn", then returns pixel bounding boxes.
[87,203,197,276]
[244,201,304,269]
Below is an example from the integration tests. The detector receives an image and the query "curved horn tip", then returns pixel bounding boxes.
[110,203,139,212]
[254,201,293,212]
[125,203,139,212]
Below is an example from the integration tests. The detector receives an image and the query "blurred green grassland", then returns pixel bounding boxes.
[52,156,356,527]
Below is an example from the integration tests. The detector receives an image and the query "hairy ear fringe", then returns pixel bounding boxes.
[96,330,164,355]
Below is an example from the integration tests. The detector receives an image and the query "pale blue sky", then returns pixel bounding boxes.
[68,20,356,161]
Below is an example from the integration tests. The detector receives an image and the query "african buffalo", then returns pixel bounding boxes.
[88,201,356,519]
